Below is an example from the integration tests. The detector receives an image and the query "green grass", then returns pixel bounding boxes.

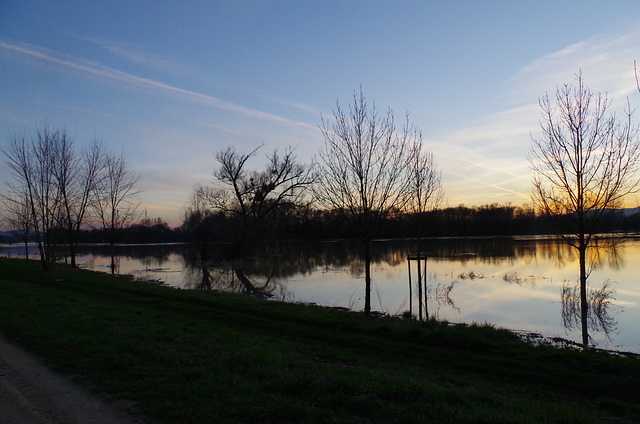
[0,257,639,423]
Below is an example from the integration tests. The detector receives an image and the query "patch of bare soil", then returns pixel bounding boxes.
[0,334,149,424]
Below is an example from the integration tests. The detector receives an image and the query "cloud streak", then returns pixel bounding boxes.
[76,35,199,78]
[507,27,640,104]
[429,25,640,207]
[0,39,316,132]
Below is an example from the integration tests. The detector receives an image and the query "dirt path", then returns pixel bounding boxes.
[0,334,149,424]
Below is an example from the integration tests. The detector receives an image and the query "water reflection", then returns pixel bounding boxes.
[176,236,631,352]
[181,243,287,297]
[549,236,625,347]
[561,280,618,339]
[428,281,460,315]
[1,236,638,353]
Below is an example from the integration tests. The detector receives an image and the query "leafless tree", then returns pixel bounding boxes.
[315,87,433,315]
[408,140,444,217]
[3,127,68,270]
[3,126,140,271]
[1,189,32,261]
[94,150,141,273]
[407,137,444,320]
[196,144,313,294]
[528,71,640,347]
[56,138,105,268]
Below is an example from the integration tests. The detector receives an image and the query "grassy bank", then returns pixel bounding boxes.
[0,258,638,423]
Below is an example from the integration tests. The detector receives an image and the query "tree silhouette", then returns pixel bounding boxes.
[528,71,640,347]
[94,149,141,273]
[196,145,313,294]
[315,87,437,315]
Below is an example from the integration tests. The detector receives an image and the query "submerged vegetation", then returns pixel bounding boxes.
[0,257,639,424]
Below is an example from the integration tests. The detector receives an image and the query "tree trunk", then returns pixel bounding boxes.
[364,240,372,316]
[579,239,589,348]
[234,268,272,298]
[70,245,77,268]
[38,239,52,271]
[235,268,255,293]
[36,234,48,270]
[407,258,412,316]
[110,241,116,275]
[423,257,428,319]
[417,247,423,321]
[200,266,211,290]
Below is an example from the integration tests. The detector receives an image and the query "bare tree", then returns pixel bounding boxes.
[1,189,32,261]
[196,144,313,293]
[3,126,140,271]
[3,127,69,270]
[56,138,105,268]
[94,150,141,273]
[408,140,444,217]
[528,71,640,347]
[315,87,428,315]
[407,138,444,320]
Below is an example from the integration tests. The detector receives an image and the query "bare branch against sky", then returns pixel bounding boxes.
[1,2,640,225]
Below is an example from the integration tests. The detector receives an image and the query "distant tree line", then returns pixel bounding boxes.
[3,202,638,247]
[78,217,182,244]
[178,203,640,244]
[41,201,635,247]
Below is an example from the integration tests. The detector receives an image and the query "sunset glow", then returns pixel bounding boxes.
[2,1,640,226]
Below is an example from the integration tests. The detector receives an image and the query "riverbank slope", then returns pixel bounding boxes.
[0,258,638,423]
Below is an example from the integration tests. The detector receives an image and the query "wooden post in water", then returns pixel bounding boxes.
[407,255,428,320]
[423,257,428,319]
[407,258,412,316]
[417,255,423,320]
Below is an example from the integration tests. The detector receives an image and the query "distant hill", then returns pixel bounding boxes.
[616,206,640,218]
[0,231,35,243]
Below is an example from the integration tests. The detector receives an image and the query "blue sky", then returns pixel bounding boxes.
[2,1,640,226]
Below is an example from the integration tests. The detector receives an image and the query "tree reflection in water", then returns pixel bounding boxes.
[556,236,625,346]
[49,236,640,352]
[181,244,285,298]
[561,280,618,341]
[428,280,460,316]
[181,240,369,296]
[179,236,628,336]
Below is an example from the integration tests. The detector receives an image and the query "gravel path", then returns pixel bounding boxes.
[0,334,148,424]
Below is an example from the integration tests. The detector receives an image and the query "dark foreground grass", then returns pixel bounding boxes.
[0,258,639,423]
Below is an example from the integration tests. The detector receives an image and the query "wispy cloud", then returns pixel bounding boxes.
[0,39,314,131]
[507,27,640,104]
[72,35,204,79]
[431,24,640,207]
[428,103,537,202]
[436,143,532,206]
[72,35,326,130]
[260,94,326,117]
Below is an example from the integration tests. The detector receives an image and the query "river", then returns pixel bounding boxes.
[2,236,639,353]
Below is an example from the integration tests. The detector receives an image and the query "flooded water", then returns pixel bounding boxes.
[2,236,639,353]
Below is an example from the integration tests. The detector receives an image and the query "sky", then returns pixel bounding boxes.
[2,1,640,227]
